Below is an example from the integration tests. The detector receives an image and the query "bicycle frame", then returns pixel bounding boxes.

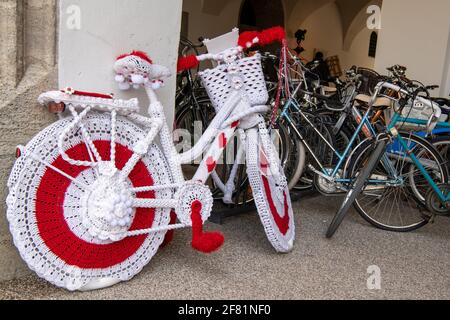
[279,83,392,188]
[387,112,450,203]
[48,87,249,236]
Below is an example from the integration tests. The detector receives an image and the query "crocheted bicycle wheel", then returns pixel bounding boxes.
[6,112,173,291]
[246,127,295,253]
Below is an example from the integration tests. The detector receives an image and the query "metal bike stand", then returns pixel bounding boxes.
[209,190,306,225]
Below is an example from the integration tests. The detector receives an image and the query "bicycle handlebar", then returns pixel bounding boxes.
[177,27,286,73]
[237,26,286,49]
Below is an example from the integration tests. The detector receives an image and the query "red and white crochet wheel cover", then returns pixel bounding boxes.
[246,128,295,253]
[6,112,173,290]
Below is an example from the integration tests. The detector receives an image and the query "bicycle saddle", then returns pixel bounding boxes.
[114,51,171,90]
[354,94,392,109]
[429,98,450,115]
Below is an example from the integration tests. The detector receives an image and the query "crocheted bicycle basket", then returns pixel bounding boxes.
[199,54,269,112]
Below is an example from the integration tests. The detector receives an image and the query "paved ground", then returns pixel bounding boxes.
[0,194,449,300]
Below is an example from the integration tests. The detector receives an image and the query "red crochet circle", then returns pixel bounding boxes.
[35,141,156,269]
[262,176,290,235]
[259,150,290,236]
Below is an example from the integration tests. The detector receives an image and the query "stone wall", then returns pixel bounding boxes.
[0,0,57,281]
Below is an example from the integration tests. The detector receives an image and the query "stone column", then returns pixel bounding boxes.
[0,0,57,281]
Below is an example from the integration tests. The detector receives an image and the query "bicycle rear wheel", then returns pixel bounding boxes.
[277,120,306,190]
[7,112,173,291]
[431,135,450,173]
[290,111,335,191]
[346,133,448,232]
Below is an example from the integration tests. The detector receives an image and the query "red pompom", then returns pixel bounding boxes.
[190,200,224,253]
[117,50,153,64]
[259,27,286,46]
[238,27,286,49]
[177,55,200,73]
[238,31,260,49]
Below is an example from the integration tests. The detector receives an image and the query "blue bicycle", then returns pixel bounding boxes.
[327,80,450,237]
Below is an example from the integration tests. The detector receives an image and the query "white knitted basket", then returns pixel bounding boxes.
[199,54,269,112]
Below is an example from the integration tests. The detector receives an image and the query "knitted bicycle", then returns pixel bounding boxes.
[6,27,295,291]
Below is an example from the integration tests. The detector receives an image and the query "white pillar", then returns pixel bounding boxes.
[375,0,450,97]
[59,0,182,125]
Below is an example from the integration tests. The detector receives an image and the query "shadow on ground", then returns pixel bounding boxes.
[1,194,449,300]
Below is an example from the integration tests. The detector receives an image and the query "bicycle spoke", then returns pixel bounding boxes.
[67,105,103,164]
[131,198,177,209]
[27,150,90,191]
[130,184,181,193]
[110,110,118,168]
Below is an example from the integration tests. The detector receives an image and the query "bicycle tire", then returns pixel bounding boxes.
[430,135,450,173]
[276,120,306,190]
[326,138,387,238]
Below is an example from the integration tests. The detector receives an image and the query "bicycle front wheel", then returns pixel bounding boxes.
[347,132,448,232]
[246,127,295,253]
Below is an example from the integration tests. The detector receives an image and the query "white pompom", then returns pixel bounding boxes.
[131,74,144,84]
[118,82,130,90]
[115,74,125,83]
[151,81,162,90]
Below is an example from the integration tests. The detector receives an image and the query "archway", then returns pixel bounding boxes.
[239,0,285,32]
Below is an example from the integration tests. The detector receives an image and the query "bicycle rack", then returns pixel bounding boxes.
[209,190,305,225]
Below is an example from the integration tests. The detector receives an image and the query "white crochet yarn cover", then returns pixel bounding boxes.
[245,127,295,253]
[199,54,268,112]
[7,112,173,291]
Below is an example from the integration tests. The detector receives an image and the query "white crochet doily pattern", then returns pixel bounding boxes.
[199,54,268,112]
[245,127,295,253]
[175,181,213,226]
[7,112,173,291]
